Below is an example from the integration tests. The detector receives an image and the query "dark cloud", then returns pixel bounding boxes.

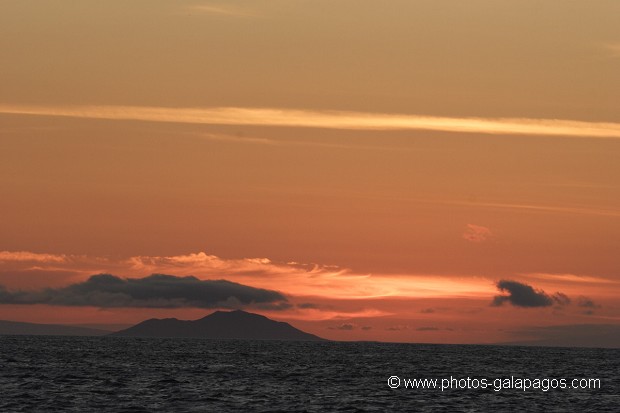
[577,296,599,308]
[492,282,600,313]
[254,302,293,311]
[492,280,567,308]
[0,273,288,309]
[420,308,435,314]
[296,303,319,309]
[386,325,408,331]
[551,292,571,306]
[416,326,439,331]
[576,296,600,315]
[361,326,372,331]
[329,323,355,331]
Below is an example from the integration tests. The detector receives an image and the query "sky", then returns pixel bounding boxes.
[1,0,620,346]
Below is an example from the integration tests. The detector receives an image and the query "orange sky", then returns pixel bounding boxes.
[1,1,619,345]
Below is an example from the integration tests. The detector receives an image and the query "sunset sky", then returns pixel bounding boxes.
[1,0,619,346]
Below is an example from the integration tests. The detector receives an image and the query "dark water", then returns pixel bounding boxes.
[0,336,618,412]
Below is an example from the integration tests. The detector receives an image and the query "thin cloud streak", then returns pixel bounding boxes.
[524,273,620,285]
[188,4,257,18]
[3,105,620,139]
[254,187,620,218]
[603,43,620,58]
[0,251,68,263]
[445,200,620,218]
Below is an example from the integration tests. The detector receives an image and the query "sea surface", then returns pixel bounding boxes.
[0,336,618,412]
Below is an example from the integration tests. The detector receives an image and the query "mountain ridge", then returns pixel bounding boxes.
[110,310,326,341]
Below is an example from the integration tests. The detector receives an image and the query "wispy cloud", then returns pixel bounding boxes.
[258,188,620,218]
[0,251,68,263]
[197,132,278,146]
[445,200,620,218]
[463,224,492,243]
[188,4,257,18]
[184,131,387,150]
[2,105,620,139]
[576,296,600,309]
[523,273,619,285]
[128,252,494,300]
[602,43,620,58]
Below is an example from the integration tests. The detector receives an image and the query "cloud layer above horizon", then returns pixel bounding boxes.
[0,273,289,309]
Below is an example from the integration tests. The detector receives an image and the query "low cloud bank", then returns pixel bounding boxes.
[0,273,288,309]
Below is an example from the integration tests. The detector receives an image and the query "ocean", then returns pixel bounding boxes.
[1,336,618,412]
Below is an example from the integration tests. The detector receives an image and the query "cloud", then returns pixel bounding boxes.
[0,250,497,306]
[603,43,620,58]
[269,307,391,321]
[442,200,620,218]
[492,281,604,314]
[0,251,68,263]
[577,296,600,309]
[523,273,618,284]
[463,224,492,243]
[3,105,620,139]
[297,302,320,309]
[254,302,293,311]
[329,323,356,331]
[197,132,278,146]
[0,273,288,309]
[386,325,409,331]
[577,296,601,315]
[361,326,372,331]
[188,4,257,18]
[551,292,571,306]
[420,308,435,314]
[492,280,567,308]
[126,252,494,300]
[416,326,440,331]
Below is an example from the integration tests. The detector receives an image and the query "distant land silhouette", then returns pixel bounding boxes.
[500,324,620,349]
[0,320,111,336]
[110,310,326,341]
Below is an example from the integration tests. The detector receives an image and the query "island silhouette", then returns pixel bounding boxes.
[110,310,326,341]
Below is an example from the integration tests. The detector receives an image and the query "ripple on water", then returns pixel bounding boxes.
[0,336,618,412]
